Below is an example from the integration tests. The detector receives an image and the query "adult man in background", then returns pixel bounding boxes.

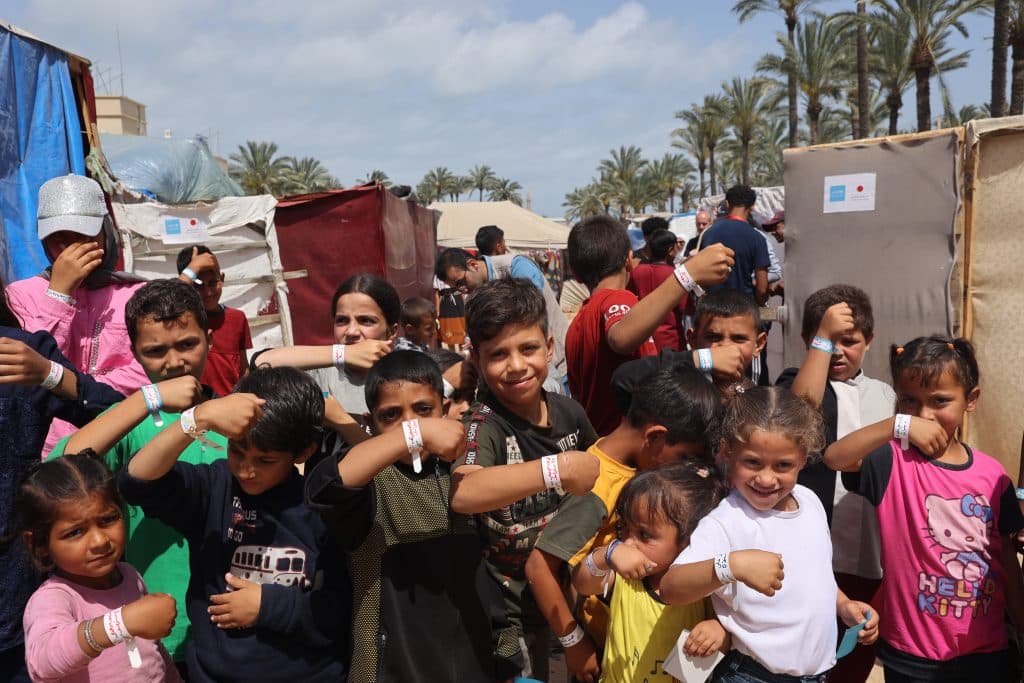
[696,185,769,305]
[474,225,507,256]
[683,209,712,257]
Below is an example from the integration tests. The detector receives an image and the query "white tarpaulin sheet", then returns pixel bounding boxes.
[697,186,785,226]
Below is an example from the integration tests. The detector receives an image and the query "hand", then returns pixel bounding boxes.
[418,417,465,463]
[121,593,177,640]
[194,393,265,439]
[608,540,658,580]
[49,241,104,294]
[558,451,600,495]
[342,339,393,371]
[0,337,53,386]
[730,550,784,596]
[817,303,855,342]
[323,394,356,428]
[683,244,735,286]
[563,634,600,683]
[184,247,218,277]
[908,416,949,456]
[708,345,745,381]
[684,619,730,658]
[838,600,879,646]
[153,375,205,413]
[208,573,262,630]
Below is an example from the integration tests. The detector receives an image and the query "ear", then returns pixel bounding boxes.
[625,251,636,272]
[754,329,768,355]
[965,386,981,413]
[386,323,399,341]
[643,424,668,448]
[546,335,554,362]
[863,332,874,353]
[293,442,319,465]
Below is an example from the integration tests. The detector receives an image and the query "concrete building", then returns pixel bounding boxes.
[96,95,147,135]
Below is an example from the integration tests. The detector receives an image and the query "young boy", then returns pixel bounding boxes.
[686,288,770,390]
[449,278,601,680]
[176,245,252,396]
[119,367,348,682]
[775,284,893,683]
[306,350,518,682]
[526,365,722,681]
[394,296,437,352]
[564,214,733,434]
[49,278,222,666]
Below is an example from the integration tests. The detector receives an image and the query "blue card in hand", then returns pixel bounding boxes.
[836,610,872,659]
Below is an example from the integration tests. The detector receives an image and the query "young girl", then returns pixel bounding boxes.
[15,452,180,682]
[661,386,878,683]
[572,462,732,683]
[825,337,1024,682]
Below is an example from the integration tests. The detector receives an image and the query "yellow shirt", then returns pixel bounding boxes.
[600,577,708,683]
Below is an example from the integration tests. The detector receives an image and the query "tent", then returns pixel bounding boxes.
[430,201,570,250]
[697,186,785,227]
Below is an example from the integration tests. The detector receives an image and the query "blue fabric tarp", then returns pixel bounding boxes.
[0,26,86,283]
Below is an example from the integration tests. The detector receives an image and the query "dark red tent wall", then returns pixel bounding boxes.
[275,185,436,346]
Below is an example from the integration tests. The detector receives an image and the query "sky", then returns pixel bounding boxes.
[5,0,995,217]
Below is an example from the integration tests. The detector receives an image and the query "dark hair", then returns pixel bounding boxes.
[890,336,979,394]
[725,185,757,209]
[465,278,547,347]
[616,461,728,543]
[801,284,875,340]
[693,288,761,330]
[640,216,669,238]
[331,274,401,327]
[0,278,22,329]
[722,386,825,461]
[627,366,721,453]
[647,229,677,263]
[364,350,444,411]
[435,248,473,282]
[12,451,123,572]
[400,297,435,326]
[234,366,324,456]
[175,244,214,274]
[567,215,631,290]
[125,278,208,344]
[426,347,464,373]
[475,225,505,256]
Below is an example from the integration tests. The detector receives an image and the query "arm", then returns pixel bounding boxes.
[836,588,879,646]
[660,550,784,606]
[763,235,783,284]
[789,303,855,408]
[753,269,768,306]
[450,450,598,514]
[6,280,76,346]
[824,418,896,473]
[251,339,391,373]
[23,590,97,681]
[323,395,370,446]
[177,248,217,284]
[334,417,464,488]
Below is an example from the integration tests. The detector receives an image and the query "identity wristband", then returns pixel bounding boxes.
[140,384,164,428]
[585,549,609,577]
[697,348,713,381]
[714,553,736,584]
[557,624,586,649]
[181,267,203,285]
[179,407,222,450]
[810,336,835,354]
[673,264,706,297]
[44,288,76,307]
[893,413,911,450]
[103,607,142,668]
[541,454,565,495]
[40,361,64,390]
[331,343,346,369]
[401,419,424,473]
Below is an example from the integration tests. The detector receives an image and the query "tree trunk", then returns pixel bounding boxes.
[857,0,870,137]
[669,191,675,213]
[810,113,820,146]
[915,66,931,132]
[708,145,718,196]
[887,91,901,135]
[1012,42,1024,115]
[698,162,706,198]
[993,0,1010,117]
[741,140,751,186]
[787,22,799,147]
[479,188,484,201]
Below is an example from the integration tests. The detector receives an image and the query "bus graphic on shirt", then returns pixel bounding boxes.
[230,545,310,588]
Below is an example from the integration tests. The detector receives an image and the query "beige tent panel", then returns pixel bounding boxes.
[430,201,569,250]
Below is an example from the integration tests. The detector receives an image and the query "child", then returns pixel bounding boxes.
[51,278,225,666]
[825,337,1024,682]
[564,214,733,434]
[661,386,878,682]
[525,365,721,681]
[776,285,893,683]
[118,367,348,682]
[176,245,252,396]
[394,296,437,352]
[17,453,180,682]
[449,278,601,680]
[572,462,732,682]
[629,229,687,351]
[306,350,517,682]
[686,288,769,389]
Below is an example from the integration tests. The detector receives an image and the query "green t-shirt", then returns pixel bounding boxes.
[50,406,227,661]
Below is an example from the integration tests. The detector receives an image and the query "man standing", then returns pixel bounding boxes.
[474,225,507,256]
[696,185,770,305]
[683,210,712,257]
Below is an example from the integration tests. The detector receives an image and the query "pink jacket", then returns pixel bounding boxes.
[5,275,147,456]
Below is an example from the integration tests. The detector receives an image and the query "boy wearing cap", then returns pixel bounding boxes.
[5,174,148,455]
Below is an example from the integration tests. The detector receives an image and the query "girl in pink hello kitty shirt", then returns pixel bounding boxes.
[826,336,1024,682]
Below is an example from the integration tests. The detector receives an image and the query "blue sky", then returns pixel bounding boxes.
[6,1,993,216]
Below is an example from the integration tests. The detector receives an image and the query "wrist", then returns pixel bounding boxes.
[45,286,76,305]
[557,623,586,649]
[809,335,834,355]
[714,552,737,584]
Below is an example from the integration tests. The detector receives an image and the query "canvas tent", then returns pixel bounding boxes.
[697,186,785,227]
[430,201,569,250]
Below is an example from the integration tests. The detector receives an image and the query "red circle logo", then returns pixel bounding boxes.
[190,219,197,226]
[856,185,864,192]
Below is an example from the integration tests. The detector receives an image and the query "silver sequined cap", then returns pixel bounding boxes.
[37,174,108,240]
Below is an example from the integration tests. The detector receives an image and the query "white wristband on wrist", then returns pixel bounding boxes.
[714,553,736,584]
[673,264,706,297]
[40,360,64,390]
[401,419,424,473]
[558,624,586,649]
[179,407,222,450]
[697,348,713,380]
[810,336,835,354]
[140,384,164,428]
[541,454,565,495]
[331,343,346,369]
[103,607,142,668]
[181,267,202,285]
[893,413,911,450]
[44,288,76,307]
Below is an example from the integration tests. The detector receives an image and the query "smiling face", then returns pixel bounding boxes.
[132,311,210,382]
[42,493,126,590]
[895,365,978,441]
[228,440,312,496]
[334,292,396,344]
[369,380,444,465]
[472,322,552,419]
[725,429,807,512]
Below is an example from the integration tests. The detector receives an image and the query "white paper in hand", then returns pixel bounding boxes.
[663,628,725,683]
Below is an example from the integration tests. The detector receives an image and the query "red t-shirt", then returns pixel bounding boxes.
[202,306,253,396]
[629,263,687,351]
[565,289,658,436]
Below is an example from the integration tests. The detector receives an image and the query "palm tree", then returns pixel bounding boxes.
[467,165,498,201]
[856,0,870,138]
[646,154,694,212]
[671,119,708,197]
[448,176,473,202]
[599,146,648,215]
[488,178,523,205]
[228,141,293,196]
[1010,1,1024,114]
[678,98,727,196]
[873,0,988,132]
[871,17,915,134]
[420,167,459,203]
[732,0,824,147]
[563,185,606,222]
[359,170,391,187]
[994,0,1010,117]
[283,157,337,194]
[720,77,774,184]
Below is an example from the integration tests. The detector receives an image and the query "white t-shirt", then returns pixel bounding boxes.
[674,485,837,677]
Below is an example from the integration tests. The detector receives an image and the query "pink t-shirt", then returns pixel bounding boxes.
[23,563,181,683]
[861,440,1022,662]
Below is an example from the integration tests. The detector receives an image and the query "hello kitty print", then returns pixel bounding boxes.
[920,493,996,618]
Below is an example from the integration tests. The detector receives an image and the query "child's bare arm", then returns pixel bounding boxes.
[449,451,598,514]
[660,551,784,605]
[790,303,855,407]
[253,340,392,372]
[323,395,370,446]
[571,546,616,596]
[337,418,463,487]
[683,618,731,658]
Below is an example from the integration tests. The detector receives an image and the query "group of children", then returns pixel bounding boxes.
[2,190,1023,683]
